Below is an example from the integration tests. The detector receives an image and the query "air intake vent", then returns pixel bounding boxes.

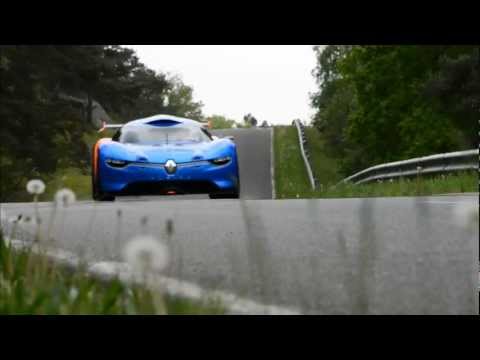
[147,119,180,127]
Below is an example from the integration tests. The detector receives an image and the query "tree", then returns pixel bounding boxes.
[309,45,477,176]
[243,113,258,127]
[163,74,204,121]
[206,115,236,129]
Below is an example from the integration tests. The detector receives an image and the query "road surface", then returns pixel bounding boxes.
[2,194,477,314]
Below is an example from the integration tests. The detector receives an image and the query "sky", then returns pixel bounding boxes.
[123,45,320,125]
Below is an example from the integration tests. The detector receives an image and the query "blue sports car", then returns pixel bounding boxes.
[92,114,240,201]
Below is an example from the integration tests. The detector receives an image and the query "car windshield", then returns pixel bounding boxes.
[119,125,211,145]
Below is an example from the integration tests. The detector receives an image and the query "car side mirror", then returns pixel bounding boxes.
[226,136,234,141]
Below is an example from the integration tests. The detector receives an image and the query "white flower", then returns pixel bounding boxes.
[452,202,479,230]
[123,235,169,274]
[389,179,394,183]
[54,188,76,207]
[69,287,79,301]
[26,179,45,195]
[416,166,422,172]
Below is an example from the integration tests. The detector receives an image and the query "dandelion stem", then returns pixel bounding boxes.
[46,202,57,243]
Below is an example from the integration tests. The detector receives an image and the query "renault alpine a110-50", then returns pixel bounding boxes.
[92,115,240,201]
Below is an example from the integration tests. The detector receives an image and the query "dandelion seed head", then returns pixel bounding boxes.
[26,179,46,195]
[123,235,169,273]
[69,287,79,301]
[54,188,76,207]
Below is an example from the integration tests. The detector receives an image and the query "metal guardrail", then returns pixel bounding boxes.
[341,149,479,185]
[293,120,316,190]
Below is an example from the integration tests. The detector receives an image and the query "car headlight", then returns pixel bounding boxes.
[209,156,231,165]
[106,159,129,168]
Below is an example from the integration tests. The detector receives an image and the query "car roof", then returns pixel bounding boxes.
[123,114,203,128]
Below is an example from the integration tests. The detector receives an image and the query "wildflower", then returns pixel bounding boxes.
[123,235,169,274]
[452,202,479,231]
[26,179,45,195]
[296,194,300,198]
[416,166,422,172]
[54,188,76,207]
[69,287,79,301]
[389,179,394,183]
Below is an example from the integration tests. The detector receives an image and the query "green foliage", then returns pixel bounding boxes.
[310,45,479,177]
[273,126,312,198]
[243,113,258,127]
[206,114,237,129]
[274,124,477,199]
[303,127,341,186]
[163,74,204,121]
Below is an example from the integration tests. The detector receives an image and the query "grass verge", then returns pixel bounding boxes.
[0,232,225,315]
[40,167,91,202]
[274,126,478,199]
[273,126,312,198]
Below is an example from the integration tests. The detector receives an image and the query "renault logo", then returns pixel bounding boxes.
[164,159,177,174]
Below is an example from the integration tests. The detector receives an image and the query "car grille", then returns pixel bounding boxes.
[120,180,219,195]
[128,160,210,169]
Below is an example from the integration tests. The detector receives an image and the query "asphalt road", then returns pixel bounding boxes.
[2,194,478,314]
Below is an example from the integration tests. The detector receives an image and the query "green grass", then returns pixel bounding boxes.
[40,167,92,202]
[0,232,225,315]
[273,126,312,198]
[274,125,478,199]
[35,130,106,202]
[303,127,341,186]
[319,171,478,198]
